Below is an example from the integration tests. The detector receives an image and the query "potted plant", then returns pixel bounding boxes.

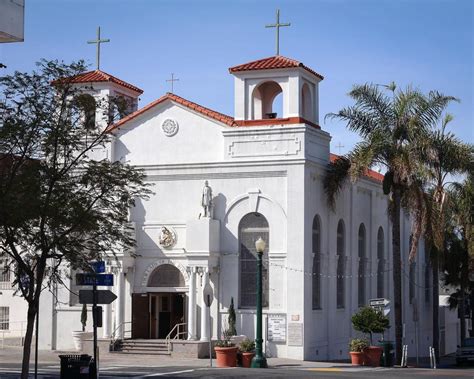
[351,306,390,366]
[239,338,255,367]
[72,304,93,351]
[214,328,238,367]
[349,338,369,365]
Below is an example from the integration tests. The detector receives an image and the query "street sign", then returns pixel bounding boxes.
[76,273,114,286]
[91,261,105,274]
[79,289,117,305]
[369,298,390,307]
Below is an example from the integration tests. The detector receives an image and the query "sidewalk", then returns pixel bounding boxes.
[0,346,377,371]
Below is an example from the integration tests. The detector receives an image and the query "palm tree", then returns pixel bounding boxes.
[323,83,456,363]
[409,117,473,360]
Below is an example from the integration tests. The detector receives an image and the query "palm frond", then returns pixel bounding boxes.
[323,155,351,210]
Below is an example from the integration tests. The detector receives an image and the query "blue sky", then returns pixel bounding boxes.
[1,0,472,153]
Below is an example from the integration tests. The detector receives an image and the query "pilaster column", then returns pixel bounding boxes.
[103,287,113,338]
[114,269,125,339]
[187,267,197,340]
[200,268,210,342]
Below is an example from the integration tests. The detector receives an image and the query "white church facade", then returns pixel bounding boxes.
[2,55,445,360]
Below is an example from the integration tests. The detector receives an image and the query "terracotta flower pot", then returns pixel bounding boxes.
[214,346,238,367]
[241,352,255,368]
[349,351,366,366]
[365,346,383,367]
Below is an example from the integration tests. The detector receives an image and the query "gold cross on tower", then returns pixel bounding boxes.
[265,9,290,56]
[87,26,110,70]
[166,73,179,93]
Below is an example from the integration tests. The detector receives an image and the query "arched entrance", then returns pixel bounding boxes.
[132,264,187,339]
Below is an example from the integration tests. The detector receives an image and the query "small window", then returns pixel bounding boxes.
[0,260,11,289]
[336,220,345,309]
[312,215,322,309]
[0,307,9,330]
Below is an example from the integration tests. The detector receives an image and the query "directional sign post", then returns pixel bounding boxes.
[79,290,117,305]
[369,298,390,308]
[76,273,114,287]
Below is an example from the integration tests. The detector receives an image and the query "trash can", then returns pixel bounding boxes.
[59,354,95,378]
[378,341,394,367]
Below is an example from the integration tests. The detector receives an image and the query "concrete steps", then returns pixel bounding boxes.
[116,339,171,355]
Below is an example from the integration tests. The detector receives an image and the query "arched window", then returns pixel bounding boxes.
[148,264,185,287]
[312,215,321,310]
[377,227,385,298]
[252,81,283,120]
[74,94,96,130]
[301,83,313,121]
[424,246,431,303]
[336,220,345,309]
[239,213,269,308]
[358,224,366,307]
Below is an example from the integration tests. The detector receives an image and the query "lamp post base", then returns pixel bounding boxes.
[250,354,268,368]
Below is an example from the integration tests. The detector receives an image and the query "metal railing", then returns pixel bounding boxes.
[110,321,132,350]
[165,323,187,353]
[0,321,27,349]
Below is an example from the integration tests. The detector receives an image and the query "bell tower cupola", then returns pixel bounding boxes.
[229,55,324,126]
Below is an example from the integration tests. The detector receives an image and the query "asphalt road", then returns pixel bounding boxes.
[0,364,473,379]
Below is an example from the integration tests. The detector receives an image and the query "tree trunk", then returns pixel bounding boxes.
[21,302,37,379]
[432,251,440,363]
[392,188,403,364]
[460,285,466,345]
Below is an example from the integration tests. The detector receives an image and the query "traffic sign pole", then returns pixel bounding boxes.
[93,280,98,379]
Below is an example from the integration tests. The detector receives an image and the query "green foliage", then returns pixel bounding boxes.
[239,338,255,352]
[351,306,390,344]
[80,304,87,332]
[228,297,237,336]
[0,59,152,377]
[349,338,369,352]
[215,328,235,347]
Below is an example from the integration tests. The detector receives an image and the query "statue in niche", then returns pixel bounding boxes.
[200,180,213,219]
[159,226,176,248]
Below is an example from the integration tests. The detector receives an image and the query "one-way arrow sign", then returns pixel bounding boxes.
[79,289,117,305]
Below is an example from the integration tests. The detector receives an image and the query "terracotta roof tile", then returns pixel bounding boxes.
[330,153,384,183]
[68,70,143,94]
[107,93,236,132]
[229,55,324,80]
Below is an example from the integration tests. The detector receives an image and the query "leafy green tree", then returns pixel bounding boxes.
[324,83,455,362]
[0,60,151,379]
[351,306,390,344]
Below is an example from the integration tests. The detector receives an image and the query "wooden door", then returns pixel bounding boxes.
[131,293,149,339]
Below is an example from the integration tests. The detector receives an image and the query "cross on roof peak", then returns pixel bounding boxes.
[265,9,291,56]
[87,26,110,70]
[166,73,179,93]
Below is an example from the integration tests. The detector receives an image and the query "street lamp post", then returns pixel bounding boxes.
[251,237,268,368]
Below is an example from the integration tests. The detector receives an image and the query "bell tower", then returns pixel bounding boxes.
[229,55,324,126]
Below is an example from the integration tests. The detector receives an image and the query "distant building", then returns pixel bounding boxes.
[0,0,24,43]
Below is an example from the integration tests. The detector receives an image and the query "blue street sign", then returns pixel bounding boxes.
[76,273,114,286]
[91,261,105,274]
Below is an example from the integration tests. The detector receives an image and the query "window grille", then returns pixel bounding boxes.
[336,220,345,309]
[239,213,269,308]
[312,216,321,309]
[0,307,9,330]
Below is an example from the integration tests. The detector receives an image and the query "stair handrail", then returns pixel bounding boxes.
[110,321,132,349]
[165,322,187,353]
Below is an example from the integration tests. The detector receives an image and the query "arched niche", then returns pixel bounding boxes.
[301,82,313,121]
[147,264,186,287]
[74,93,96,130]
[251,81,283,120]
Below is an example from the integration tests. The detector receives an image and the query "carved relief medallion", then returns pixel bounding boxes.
[161,118,179,137]
[159,226,177,248]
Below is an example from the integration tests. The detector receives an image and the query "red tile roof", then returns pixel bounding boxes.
[68,70,143,94]
[229,55,324,80]
[330,153,384,183]
[107,93,235,132]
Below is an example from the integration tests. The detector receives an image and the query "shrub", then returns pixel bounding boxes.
[239,338,255,352]
[351,306,390,344]
[349,338,369,352]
